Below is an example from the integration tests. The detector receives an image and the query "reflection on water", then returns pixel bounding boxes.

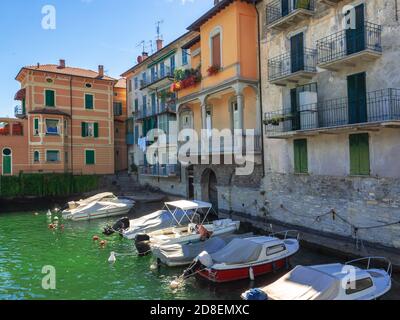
[0,201,398,300]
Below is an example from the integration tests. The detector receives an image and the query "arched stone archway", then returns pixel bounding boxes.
[200,168,218,210]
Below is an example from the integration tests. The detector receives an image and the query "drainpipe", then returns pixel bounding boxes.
[254,1,266,178]
[69,76,74,175]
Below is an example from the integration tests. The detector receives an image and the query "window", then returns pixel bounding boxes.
[134,78,138,90]
[160,62,165,77]
[22,98,26,114]
[33,118,39,136]
[64,120,68,136]
[128,79,132,92]
[134,126,139,144]
[134,99,139,113]
[114,102,123,116]
[182,49,189,66]
[45,119,60,135]
[85,83,92,88]
[231,101,240,130]
[82,122,99,138]
[85,94,94,110]
[211,32,221,67]
[45,90,55,107]
[151,93,157,114]
[294,139,308,173]
[206,108,212,138]
[65,151,68,164]
[346,277,373,295]
[349,133,370,175]
[142,95,147,116]
[170,55,176,73]
[85,150,95,165]
[266,244,286,256]
[46,150,60,163]
[34,151,40,163]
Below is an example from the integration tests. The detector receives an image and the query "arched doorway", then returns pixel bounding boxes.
[2,148,12,175]
[201,169,218,210]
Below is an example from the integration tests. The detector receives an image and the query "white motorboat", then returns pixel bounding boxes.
[134,200,240,255]
[241,257,392,300]
[183,231,300,283]
[62,192,135,221]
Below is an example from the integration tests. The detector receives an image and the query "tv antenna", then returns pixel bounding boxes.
[136,40,146,53]
[156,20,164,40]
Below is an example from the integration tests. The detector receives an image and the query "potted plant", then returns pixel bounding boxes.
[207,65,220,77]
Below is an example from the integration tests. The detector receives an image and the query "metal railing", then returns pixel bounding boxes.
[14,105,25,118]
[264,88,400,135]
[266,0,316,26]
[139,164,180,177]
[317,22,382,65]
[140,68,174,89]
[268,48,317,81]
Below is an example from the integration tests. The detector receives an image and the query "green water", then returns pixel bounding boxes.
[1,208,398,300]
[0,208,260,300]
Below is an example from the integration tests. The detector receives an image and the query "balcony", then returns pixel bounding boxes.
[266,0,316,30]
[14,105,26,119]
[268,48,317,85]
[140,68,174,90]
[264,88,400,138]
[317,22,382,71]
[139,164,180,178]
[187,134,262,156]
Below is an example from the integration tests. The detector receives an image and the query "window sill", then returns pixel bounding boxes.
[46,161,61,164]
[46,133,60,136]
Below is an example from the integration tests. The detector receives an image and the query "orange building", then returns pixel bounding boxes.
[1,60,127,176]
[113,78,128,172]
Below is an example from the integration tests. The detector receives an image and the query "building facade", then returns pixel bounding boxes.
[113,78,128,172]
[0,60,125,176]
[256,0,400,249]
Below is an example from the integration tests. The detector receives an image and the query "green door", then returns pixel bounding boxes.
[348,72,367,124]
[2,148,12,175]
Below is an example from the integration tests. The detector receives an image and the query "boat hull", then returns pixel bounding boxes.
[63,204,134,221]
[197,257,289,283]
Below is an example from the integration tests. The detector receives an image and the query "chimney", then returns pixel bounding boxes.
[156,39,163,51]
[137,56,143,64]
[58,59,66,69]
[142,52,149,60]
[98,65,104,77]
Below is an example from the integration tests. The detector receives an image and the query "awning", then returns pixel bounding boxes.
[165,200,212,211]
[14,88,26,101]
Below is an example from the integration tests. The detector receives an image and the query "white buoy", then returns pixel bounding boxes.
[249,267,255,281]
[108,252,116,263]
[47,210,52,216]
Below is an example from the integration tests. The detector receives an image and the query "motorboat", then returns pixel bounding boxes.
[134,200,240,255]
[103,206,196,239]
[241,257,392,300]
[62,192,135,221]
[183,231,300,283]
[153,233,254,267]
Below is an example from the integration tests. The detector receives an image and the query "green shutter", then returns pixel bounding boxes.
[22,98,26,114]
[3,155,11,175]
[81,122,87,137]
[350,133,370,175]
[85,150,95,165]
[45,90,55,107]
[94,123,99,138]
[294,139,308,173]
[34,118,39,132]
[85,94,94,109]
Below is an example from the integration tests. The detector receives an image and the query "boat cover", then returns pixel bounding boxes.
[125,209,194,236]
[211,238,263,265]
[77,193,115,205]
[262,266,341,300]
[154,233,253,264]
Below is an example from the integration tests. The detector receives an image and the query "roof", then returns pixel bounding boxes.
[187,0,256,31]
[181,35,201,50]
[115,78,127,89]
[121,31,197,77]
[164,200,212,211]
[17,64,116,82]
[29,108,71,117]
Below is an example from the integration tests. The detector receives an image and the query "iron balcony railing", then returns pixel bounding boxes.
[266,0,316,26]
[268,48,317,81]
[139,164,180,177]
[140,68,174,89]
[264,89,400,135]
[317,22,382,65]
[14,105,26,118]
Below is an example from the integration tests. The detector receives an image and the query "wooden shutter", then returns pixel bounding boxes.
[45,90,55,107]
[85,150,95,165]
[34,118,39,133]
[212,33,221,67]
[81,122,87,137]
[94,123,99,138]
[294,139,308,173]
[85,94,94,109]
[350,133,370,175]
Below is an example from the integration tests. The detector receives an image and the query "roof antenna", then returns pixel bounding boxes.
[148,40,154,54]
[156,20,164,41]
[137,40,146,54]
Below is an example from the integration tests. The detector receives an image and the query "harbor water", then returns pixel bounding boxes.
[0,202,399,300]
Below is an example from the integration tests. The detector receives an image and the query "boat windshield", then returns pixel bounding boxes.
[164,200,213,226]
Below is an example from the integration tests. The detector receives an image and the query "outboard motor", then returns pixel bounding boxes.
[134,234,151,256]
[103,217,130,236]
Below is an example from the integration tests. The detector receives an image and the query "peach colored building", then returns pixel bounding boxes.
[0,60,127,176]
[113,78,128,172]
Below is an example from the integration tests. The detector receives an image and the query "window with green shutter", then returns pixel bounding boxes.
[94,123,99,138]
[294,139,308,174]
[82,122,98,138]
[81,122,87,137]
[85,94,94,109]
[45,90,55,107]
[349,133,370,175]
[85,150,95,165]
[34,118,39,136]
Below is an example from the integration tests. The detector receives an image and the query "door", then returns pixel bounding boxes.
[281,0,289,17]
[290,88,300,130]
[346,3,365,55]
[2,148,12,175]
[291,33,304,73]
[347,72,367,124]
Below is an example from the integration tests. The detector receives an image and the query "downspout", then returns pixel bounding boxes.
[254,1,266,177]
[69,76,74,175]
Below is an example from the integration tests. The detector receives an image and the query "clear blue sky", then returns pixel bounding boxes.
[0,0,213,117]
